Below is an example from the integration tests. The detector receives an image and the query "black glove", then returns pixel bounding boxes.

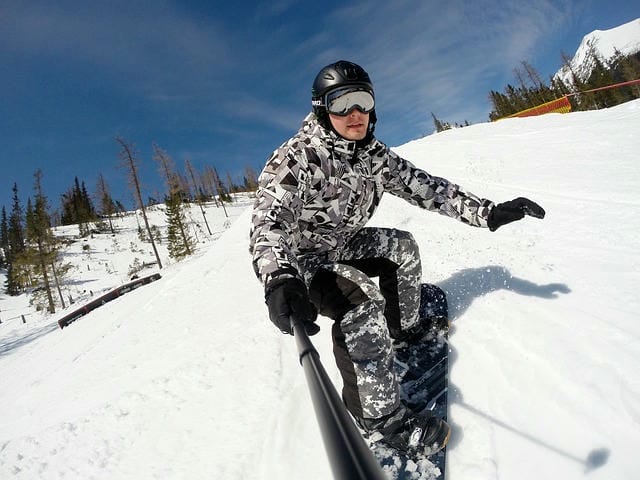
[487,197,545,232]
[265,277,319,336]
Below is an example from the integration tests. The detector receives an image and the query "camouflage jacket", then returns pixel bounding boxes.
[249,113,494,286]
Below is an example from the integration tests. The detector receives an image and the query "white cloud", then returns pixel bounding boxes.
[301,0,581,132]
[217,88,305,132]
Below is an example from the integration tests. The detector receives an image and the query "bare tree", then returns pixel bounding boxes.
[153,143,178,196]
[116,136,163,269]
[244,165,259,192]
[213,167,229,217]
[185,158,212,235]
[95,173,116,233]
[203,166,228,217]
[201,166,219,207]
[225,172,236,197]
[521,60,552,103]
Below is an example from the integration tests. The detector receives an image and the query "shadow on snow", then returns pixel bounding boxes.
[437,265,571,321]
[0,322,58,357]
[437,265,608,474]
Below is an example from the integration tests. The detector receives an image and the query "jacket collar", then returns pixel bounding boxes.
[300,112,372,161]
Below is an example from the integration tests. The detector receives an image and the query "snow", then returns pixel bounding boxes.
[555,17,640,83]
[2,100,640,479]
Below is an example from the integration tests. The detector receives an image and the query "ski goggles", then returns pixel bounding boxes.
[324,86,375,116]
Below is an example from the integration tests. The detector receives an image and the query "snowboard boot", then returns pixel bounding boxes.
[392,314,448,351]
[418,283,449,337]
[393,284,449,348]
[357,403,451,456]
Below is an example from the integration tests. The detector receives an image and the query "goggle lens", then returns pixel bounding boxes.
[325,88,375,116]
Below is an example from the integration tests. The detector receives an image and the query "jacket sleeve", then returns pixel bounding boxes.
[381,146,494,227]
[249,142,309,286]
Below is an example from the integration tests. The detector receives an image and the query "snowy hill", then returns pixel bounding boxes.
[0,197,253,324]
[1,100,640,480]
[555,18,640,84]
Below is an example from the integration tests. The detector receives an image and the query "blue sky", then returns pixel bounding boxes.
[1,0,638,213]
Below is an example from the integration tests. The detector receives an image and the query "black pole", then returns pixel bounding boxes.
[291,317,387,480]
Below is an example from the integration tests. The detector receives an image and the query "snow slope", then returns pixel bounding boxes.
[555,17,640,83]
[1,101,640,480]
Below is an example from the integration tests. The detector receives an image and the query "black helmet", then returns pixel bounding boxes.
[312,60,374,102]
[311,60,377,135]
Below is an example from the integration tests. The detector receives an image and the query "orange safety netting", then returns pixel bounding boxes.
[506,96,572,119]
[497,78,640,121]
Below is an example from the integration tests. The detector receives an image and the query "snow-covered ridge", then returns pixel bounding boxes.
[555,17,640,84]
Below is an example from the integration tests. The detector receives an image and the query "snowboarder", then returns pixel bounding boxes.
[249,60,545,455]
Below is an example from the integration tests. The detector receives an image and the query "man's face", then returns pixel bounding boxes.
[329,110,370,141]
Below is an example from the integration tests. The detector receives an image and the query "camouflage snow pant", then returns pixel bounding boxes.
[301,227,422,420]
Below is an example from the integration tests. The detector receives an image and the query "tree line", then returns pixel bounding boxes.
[0,137,260,312]
[488,45,640,121]
[431,43,640,131]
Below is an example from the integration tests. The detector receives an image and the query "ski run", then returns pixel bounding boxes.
[1,100,639,479]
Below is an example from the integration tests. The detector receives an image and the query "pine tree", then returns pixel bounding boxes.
[165,191,195,260]
[431,112,444,132]
[11,198,38,290]
[584,45,618,108]
[25,170,56,313]
[5,184,26,294]
[60,188,74,225]
[153,144,194,260]
[60,177,97,235]
[80,180,96,224]
[0,207,8,268]
[488,91,508,120]
[558,50,592,110]
[115,200,126,215]
[8,184,25,255]
[609,49,637,101]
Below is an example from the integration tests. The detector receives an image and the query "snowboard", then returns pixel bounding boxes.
[370,283,450,480]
